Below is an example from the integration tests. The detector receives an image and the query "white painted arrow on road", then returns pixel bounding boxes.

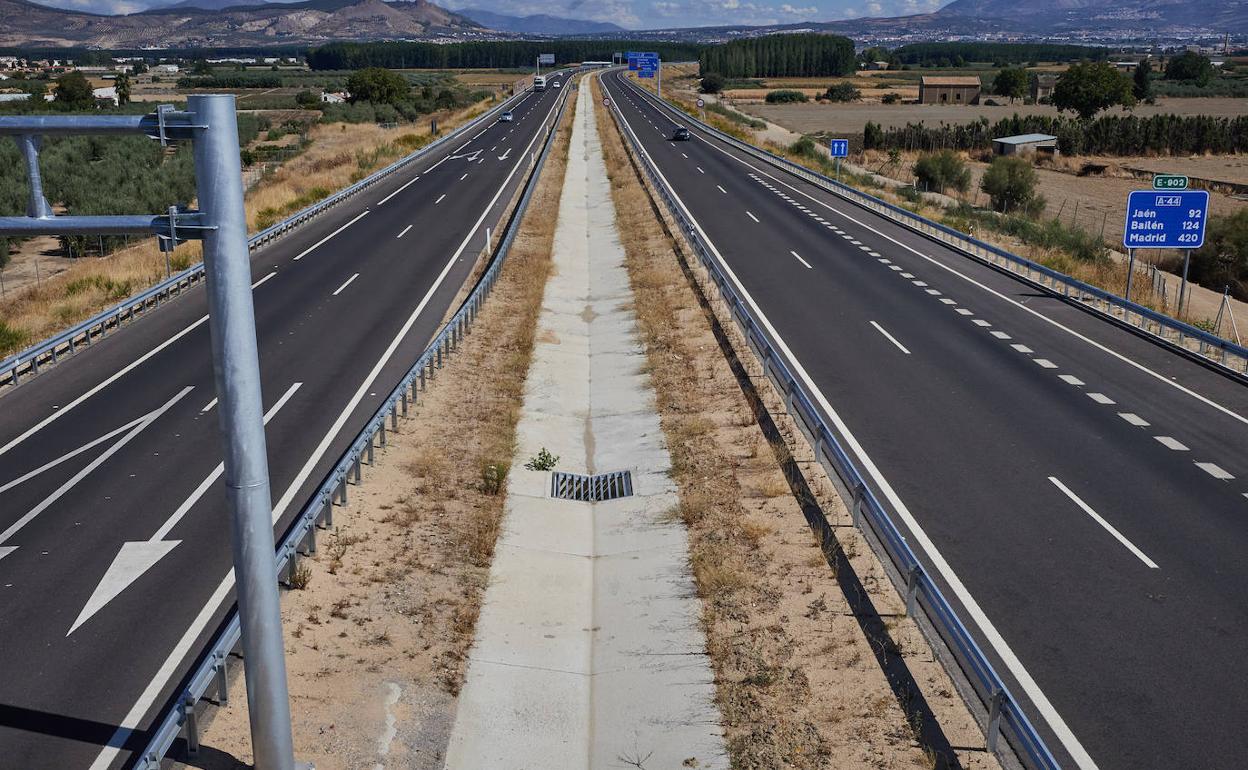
[68,381,302,636]
[497,147,511,161]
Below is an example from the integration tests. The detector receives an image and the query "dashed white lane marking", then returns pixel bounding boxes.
[900,272,915,279]
[1155,436,1189,451]
[1087,392,1115,405]
[926,289,942,296]
[868,251,881,257]
[697,166,705,174]
[1049,476,1159,569]
[1034,359,1059,369]
[332,273,360,297]
[435,194,446,204]
[956,308,973,316]
[747,211,759,223]
[889,265,903,271]
[460,173,468,181]
[396,225,413,239]
[870,321,911,354]
[293,210,369,261]
[681,152,688,158]
[1119,413,1149,427]
[251,271,277,289]
[939,298,956,304]
[790,250,813,269]
[972,319,992,327]
[378,175,419,206]
[1011,344,1033,353]
[717,184,727,194]
[912,279,927,286]
[200,398,217,413]
[1196,462,1234,480]
[1059,374,1085,386]
[990,331,1011,340]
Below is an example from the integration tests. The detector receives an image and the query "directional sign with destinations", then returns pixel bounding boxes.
[539,53,555,65]
[1123,190,1209,249]
[627,51,641,70]
[829,139,849,157]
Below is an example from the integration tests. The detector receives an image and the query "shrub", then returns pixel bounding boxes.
[863,120,884,149]
[823,82,860,102]
[700,72,725,94]
[0,320,28,356]
[479,461,509,496]
[524,447,559,471]
[765,89,808,104]
[881,93,901,104]
[1190,210,1248,300]
[980,156,1041,214]
[913,150,971,195]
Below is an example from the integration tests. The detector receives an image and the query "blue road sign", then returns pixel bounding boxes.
[1123,190,1209,249]
[829,139,849,157]
[626,51,641,70]
[638,70,655,78]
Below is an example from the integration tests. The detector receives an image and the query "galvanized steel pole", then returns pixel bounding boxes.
[190,94,298,770]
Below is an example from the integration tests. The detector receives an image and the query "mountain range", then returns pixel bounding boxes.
[455,7,624,35]
[0,0,487,48]
[0,0,1243,48]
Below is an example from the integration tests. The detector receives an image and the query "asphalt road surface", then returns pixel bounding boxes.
[0,73,567,770]
[603,69,1248,770]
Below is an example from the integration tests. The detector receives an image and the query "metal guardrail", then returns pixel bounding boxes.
[131,77,574,770]
[605,79,1061,770]
[0,89,530,389]
[623,77,1248,379]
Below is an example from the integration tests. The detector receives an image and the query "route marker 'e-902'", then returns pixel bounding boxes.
[1122,188,1208,314]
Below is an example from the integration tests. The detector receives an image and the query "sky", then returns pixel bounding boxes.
[32,0,948,28]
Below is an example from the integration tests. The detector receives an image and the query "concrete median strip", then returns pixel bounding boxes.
[444,80,728,770]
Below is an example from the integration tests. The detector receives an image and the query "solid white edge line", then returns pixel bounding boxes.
[0,415,148,495]
[607,73,1101,770]
[870,321,912,355]
[87,83,569,770]
[1049,476,1159,569]
[688,112,1248,430]
[331,273,360,297]
[292,210,369,261]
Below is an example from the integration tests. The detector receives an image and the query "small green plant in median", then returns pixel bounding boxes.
[524,447,559,471]
[480,460,510,495]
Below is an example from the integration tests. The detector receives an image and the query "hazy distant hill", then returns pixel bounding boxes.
[458,7,624,35]
[0,0,486,47]
[936,0,1248,32]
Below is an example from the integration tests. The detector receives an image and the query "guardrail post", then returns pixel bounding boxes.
[851,482,865,529]
[401,391,409,416]
[905,564,920,616]
[379,420,388,447]
[182,692,200,758]
[986,687,1005,752]
[391,406,398,431]
[366,438,375,466]
[214,653,230,705]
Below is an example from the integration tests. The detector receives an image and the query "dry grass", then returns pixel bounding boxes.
[593,72,1001,770]
[0,98,499,360]
[189,82,579,770]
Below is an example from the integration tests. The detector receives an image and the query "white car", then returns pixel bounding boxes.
[553,81,562,88]
[499,111,514,122]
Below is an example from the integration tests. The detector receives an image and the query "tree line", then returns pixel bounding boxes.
[890,43,1108,67]
[697,34,855,78]
[863,113,1248,156]
[307,40,702,71]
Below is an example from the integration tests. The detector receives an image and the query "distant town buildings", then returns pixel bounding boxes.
[919,76,982,105]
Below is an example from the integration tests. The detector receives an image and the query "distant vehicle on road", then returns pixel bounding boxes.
[499,111,514,123]
[553,81,562,88]
[534,75,547,91]
[672,126,691,141]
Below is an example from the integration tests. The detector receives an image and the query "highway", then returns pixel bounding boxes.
[602,69,1248,770]
[0,72,567,770]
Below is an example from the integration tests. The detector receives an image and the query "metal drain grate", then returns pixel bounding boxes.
[550,470,634,502]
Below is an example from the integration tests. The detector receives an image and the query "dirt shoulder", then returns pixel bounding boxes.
[184,84,575,770]
[593,73,1001,770]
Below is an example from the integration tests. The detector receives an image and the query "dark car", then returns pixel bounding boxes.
[672,126,691,141]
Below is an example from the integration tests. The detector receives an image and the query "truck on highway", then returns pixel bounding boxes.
[534,75,547,91]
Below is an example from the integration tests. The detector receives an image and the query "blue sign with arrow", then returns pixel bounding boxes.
[829,139,849,157]
[1123,190,1209,249]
